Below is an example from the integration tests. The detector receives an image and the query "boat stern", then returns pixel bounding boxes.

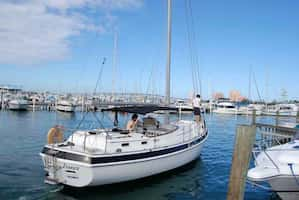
[40,147,93,187]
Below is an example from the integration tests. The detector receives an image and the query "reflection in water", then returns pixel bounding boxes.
[56,111,76,120]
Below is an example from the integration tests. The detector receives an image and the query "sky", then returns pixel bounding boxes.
[0,0,298,101]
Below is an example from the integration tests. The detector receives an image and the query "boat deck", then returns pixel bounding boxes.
[45,120,205,156]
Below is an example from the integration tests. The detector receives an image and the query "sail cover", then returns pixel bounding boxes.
[101,105,178,115]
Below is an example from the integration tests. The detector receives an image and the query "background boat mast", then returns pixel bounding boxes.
[112,31,118,95]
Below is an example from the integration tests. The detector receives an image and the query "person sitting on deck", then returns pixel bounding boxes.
[126,113,139,132]
[192,94,201,123]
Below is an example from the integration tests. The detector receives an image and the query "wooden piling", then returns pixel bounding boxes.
[0,91,3,110]
[252,110,256,125]
[227,125,256,200]
[275,111,279,127]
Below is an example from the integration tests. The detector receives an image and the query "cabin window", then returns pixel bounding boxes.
[121,143,129,147]
[65,170,76,174]
[226,106,235,109]
[141,141,147,145]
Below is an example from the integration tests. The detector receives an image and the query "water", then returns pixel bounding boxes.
[0,111,285,200]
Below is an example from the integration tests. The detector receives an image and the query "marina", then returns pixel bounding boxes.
[0,0,298,199]
[1,87,298,117]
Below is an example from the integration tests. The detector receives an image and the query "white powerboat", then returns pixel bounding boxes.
[213,102,240,115]
[248,126,299,200]
[238,104,264,115]
[263,104,298,117]
[174,100,193,113]
[28,95,44,110]
[56,100,76,112]
[8,98,28,111]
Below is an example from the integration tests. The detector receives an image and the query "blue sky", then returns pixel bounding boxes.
[0,0,298,101]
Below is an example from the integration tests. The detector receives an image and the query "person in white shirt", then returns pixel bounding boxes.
[192,94,201,123]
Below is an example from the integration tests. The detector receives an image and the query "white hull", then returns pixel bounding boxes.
[214,107,262,115]
[263,104,298,117]
[248,140,299,200]
[263,111,297,117]
[41,139,205,187]
[8,103,28,110]
[213,109,240,115]
[242,110,262,115]
[56,105,76,112]
[176,105,193,112]
[238,109,262,115]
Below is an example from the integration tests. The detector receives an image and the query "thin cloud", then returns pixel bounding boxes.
[0,0,143,65]
[44,0,143,10]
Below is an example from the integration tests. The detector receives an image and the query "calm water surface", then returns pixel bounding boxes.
[0,111,284,200]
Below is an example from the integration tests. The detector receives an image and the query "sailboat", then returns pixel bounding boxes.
[40,0,208,187]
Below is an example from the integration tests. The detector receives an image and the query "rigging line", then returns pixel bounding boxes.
[186,0,201,94]
[102,111,115,125]
[248,65,252,101]
[92,112,106,130]
[187,0,198,89]
[75,112,88,130]
[184,0,197,93]
[91,57,107,129]
[93,57,106,95]
[184,0,195,91]
[146,65,155,96]
[186,0,196,93]
[188,0,202,95]
[252,70,263,102]
[198,57,202,95]
[152,67,158,96]
[76,24,102,93]
[288,163,299,187]
[75,57,106,130]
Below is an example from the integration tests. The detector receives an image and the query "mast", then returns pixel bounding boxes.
[248,65,252,102]
[165,0,172,105]
[265,65,269,104]
[112,31,118,95]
